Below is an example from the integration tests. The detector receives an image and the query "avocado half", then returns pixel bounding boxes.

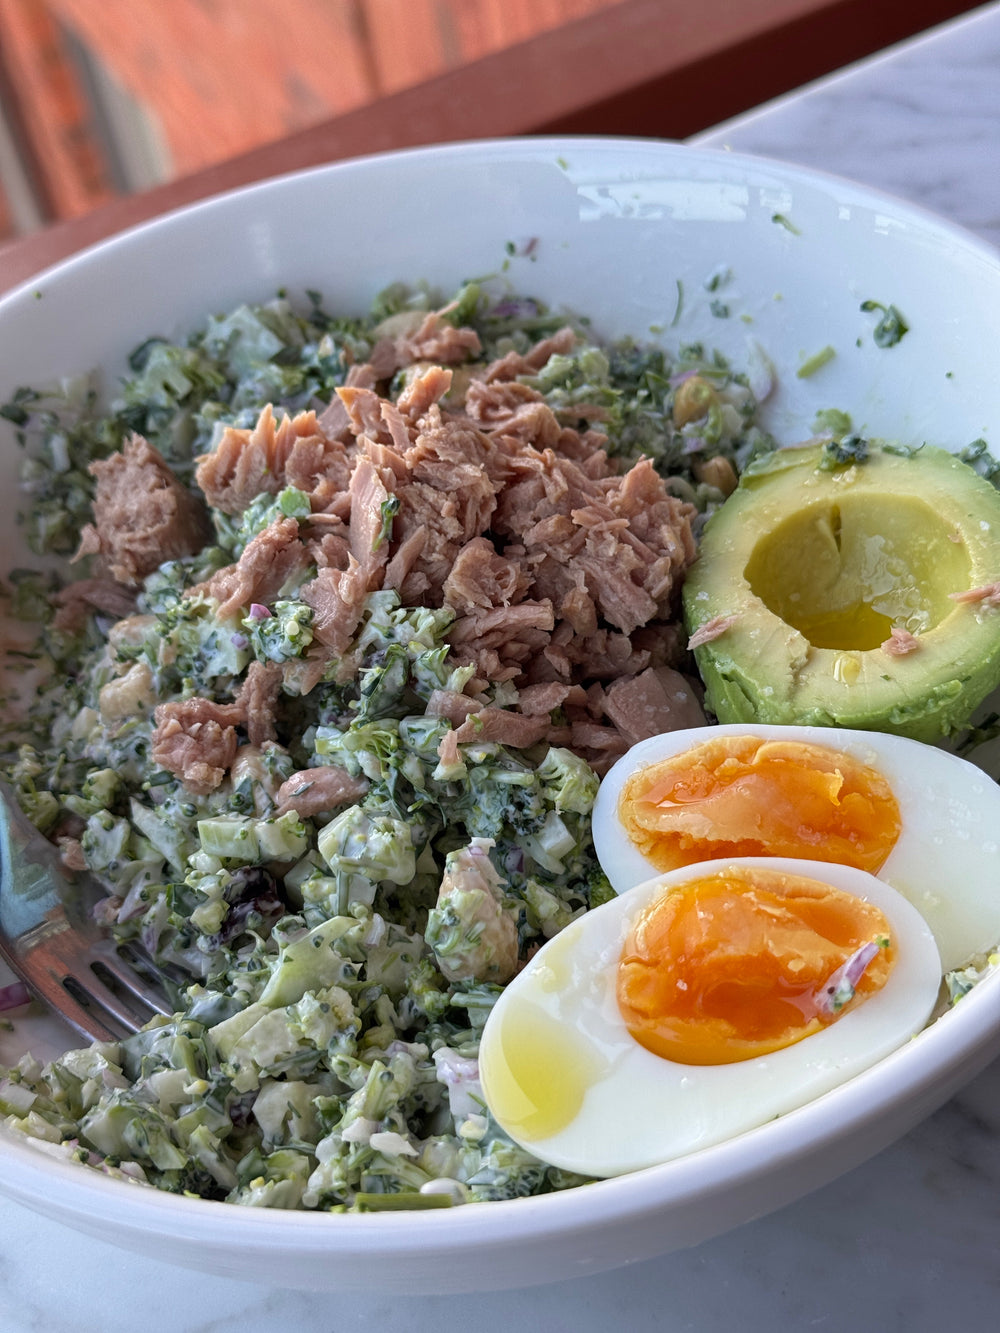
[682,442,1000,743]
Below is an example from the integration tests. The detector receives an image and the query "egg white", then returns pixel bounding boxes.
[478,856,941,1178]
[592,723,1000,973]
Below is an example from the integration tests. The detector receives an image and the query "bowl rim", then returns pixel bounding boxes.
[3,966,997,1249]
[3,134,1000,321]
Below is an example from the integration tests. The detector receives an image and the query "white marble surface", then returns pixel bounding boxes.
[4,6,1000,1329]
[690,0,1000,250]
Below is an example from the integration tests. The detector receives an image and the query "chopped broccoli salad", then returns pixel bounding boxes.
[0,282,771,1210]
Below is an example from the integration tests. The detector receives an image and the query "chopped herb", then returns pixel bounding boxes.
[709,299,730,319]
[671,279,684,327]
[373,494,401,551]
[127,337,169,374]
[771,213,800,235]
[957,438,1000,488]
[860,299,909,347]
[0,386,42,426]
[703,265,731,293]
[796,345,836,378]
[819,434,869,469]
[812,407,853,438]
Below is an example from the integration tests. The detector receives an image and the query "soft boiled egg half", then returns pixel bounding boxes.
[478,855,940,1177]
[594,723,1000,974]
[478,724,1000,1178]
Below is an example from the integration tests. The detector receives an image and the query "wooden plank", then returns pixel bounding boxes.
[48,0,377,173]
[0,0,981,293]
[0,0,117,219]
[360,1,454,94]
[450,0,620,60]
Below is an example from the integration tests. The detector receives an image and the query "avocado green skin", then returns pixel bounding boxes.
[682,443,1000,744]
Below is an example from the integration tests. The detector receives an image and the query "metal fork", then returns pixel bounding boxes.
[0,778,173,1043]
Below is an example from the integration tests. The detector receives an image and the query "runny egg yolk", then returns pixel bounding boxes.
[617,864,895,1065]
[618,735,901,876]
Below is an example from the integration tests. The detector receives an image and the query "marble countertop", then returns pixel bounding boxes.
[4,6,1000,1329]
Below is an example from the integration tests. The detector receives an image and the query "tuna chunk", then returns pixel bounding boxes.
[494,446,697,646]
[602,667,706,745]
[151,697,244,795]
[425,690,482,726]
[453,706,550,749]
[482,326,578,382]
[395,311,482,366]
[299,558,368,659]
[346,455,391,590]
[515,682,587,716]
[296,455,392,664]
[235,661,284,746]
[195,406,353,515]
[51,578,138,634]
[448,601,555,682]
[201,516,309,619]
[392,413,500,604]
[76,434,211,586]
[464,380,562,449]
[276,765,369,818]
[397,365,454,423]
[442,538,531,614]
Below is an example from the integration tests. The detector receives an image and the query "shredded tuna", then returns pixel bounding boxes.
[425,690,482,726]
[882,627,921,657]
[291,456,392,668]
[201,516,310,620]
[195,406,353,515]
[448,601,555,682]
[687,613,740,650]
[383,526,427,593]
[337,386,394,445]
[443,538,531,613]
[603,667,706,744]
[395,311,482,366]
[51,579,138,634]
[516,682,586,716]
[567,719,629,774]
[454,707,550,749]
[76,435,211,586]
[300,557,368,658]
[235,661,283,746]
[436,727,462,770]
[345,362,379,390]
[483,326,578,381]
[276,765,369,818]
[465,380,562,449]
[151,697,244,795]
[133,325,721,768]
[393,412,500,604]
[949,581,1000,608]
[397,366,454,423]
[346,456,392,590]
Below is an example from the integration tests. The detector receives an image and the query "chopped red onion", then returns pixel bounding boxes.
[816,940,883,1015]
[248,603,271,621]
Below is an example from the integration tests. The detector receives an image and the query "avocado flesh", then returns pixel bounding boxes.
[683,443,1000,743]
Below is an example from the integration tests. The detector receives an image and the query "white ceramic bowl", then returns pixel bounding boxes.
[2,138,1000,1294]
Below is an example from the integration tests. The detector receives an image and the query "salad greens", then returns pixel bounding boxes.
[0,281,768,1211]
